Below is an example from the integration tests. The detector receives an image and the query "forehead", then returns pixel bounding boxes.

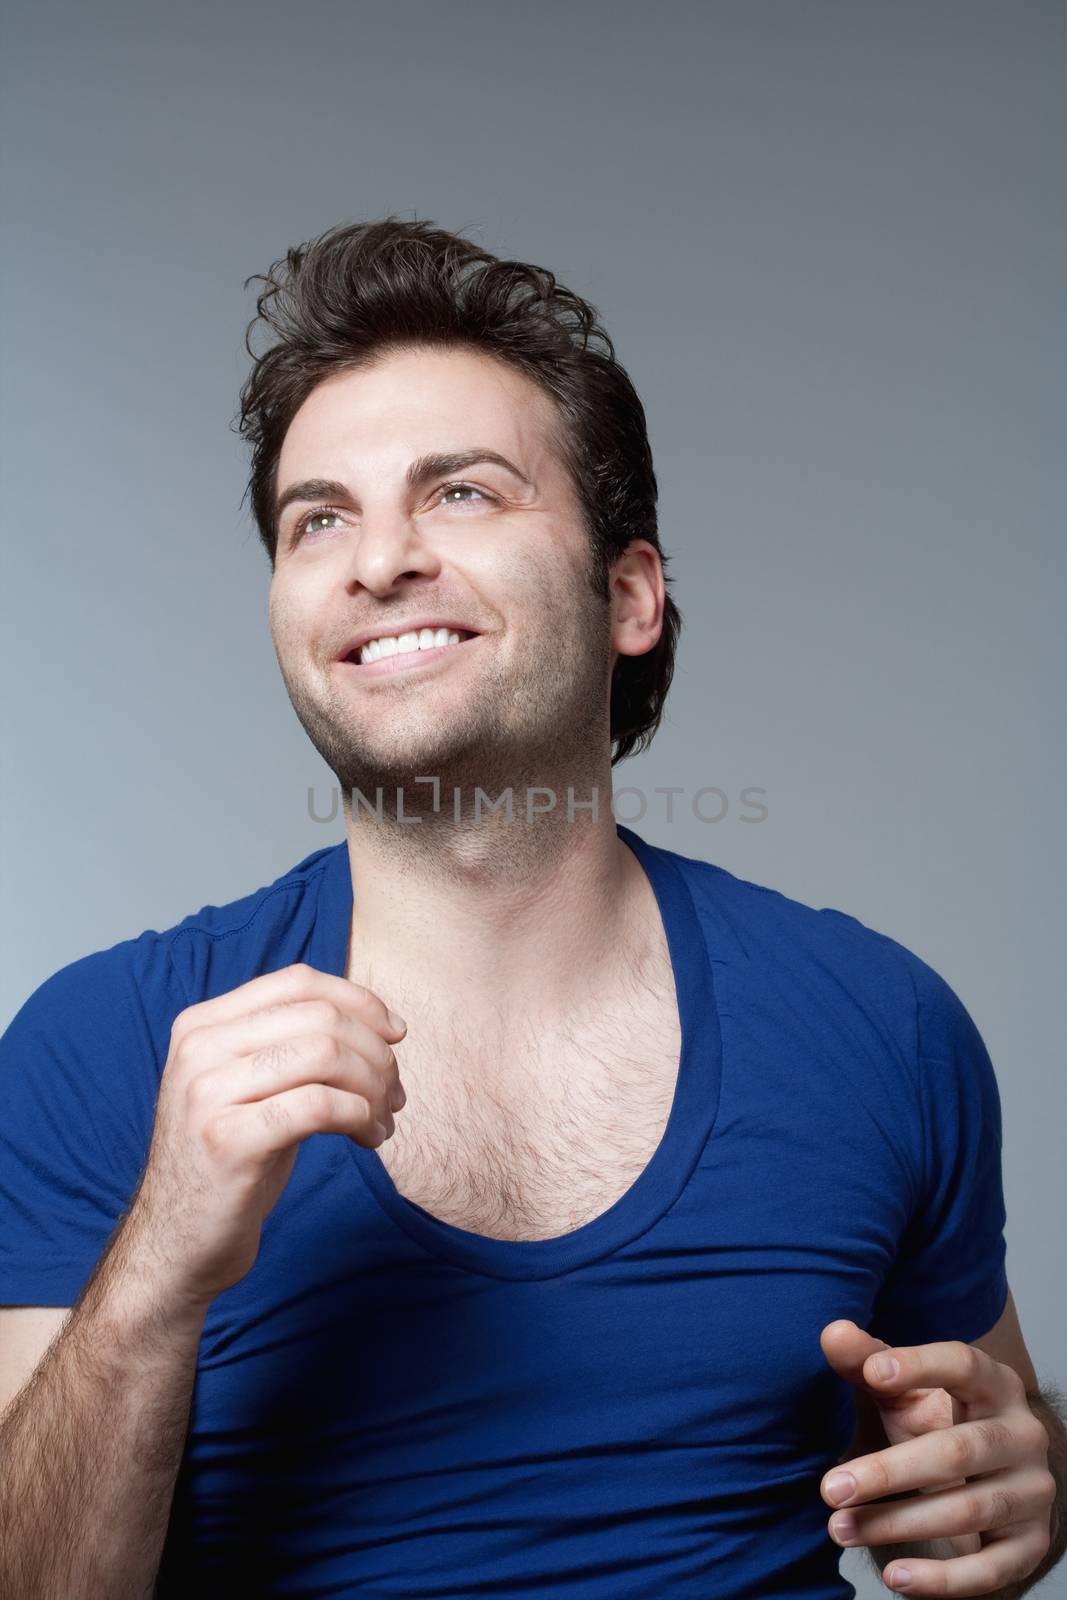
[276,344,563,483]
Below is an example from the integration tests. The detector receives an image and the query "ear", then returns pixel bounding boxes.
[609,540,665,663]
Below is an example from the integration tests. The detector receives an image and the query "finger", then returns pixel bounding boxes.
[820,1319,897,1402]
[879,1518,1050,1595]
[171,963,408,1046]
[827,1463,1048,1550]
[213,1083,393,1158]
[862,1339,1015,1413]
[247,1009,405,1111]
[205,1000,398,1080]
[274,972,408,1045]
[821,1419,1024,1508]
[190,1026,401,1123]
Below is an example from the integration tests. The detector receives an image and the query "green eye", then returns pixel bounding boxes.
[306,511,342,535]
[291,481,498,545]
[438,482,495,506]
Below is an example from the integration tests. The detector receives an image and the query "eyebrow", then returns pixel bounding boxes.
[273,449,533,527]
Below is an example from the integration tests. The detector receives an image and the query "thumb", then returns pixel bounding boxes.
[820,1318,895,1403]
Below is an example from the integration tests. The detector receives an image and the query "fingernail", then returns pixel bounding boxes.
[824,1471,856,1506]
[888,1567,912,1589]
[830,1512,856,1543]
[387,1009,407,1033]
[874,1354,899,1380]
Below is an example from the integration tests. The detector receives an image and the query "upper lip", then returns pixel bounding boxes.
[336,619,481,661]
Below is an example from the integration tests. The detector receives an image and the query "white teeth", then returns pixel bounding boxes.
[359,628,465,664]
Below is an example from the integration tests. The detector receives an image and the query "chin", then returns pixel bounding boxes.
[326,730,492,797]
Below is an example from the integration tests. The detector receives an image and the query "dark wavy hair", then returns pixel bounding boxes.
[235,215,682,765]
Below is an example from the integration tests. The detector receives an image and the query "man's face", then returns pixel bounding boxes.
[268,343,615,804]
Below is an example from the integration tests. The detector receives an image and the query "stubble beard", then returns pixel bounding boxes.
[277,595,614,826]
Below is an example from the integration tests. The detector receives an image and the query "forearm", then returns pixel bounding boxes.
[0,1219,208,1599]
[866,1384,1067,1598]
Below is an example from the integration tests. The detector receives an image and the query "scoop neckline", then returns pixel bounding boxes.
[309,821,723,1280]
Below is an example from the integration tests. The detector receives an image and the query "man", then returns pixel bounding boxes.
[0,217,1062,1598]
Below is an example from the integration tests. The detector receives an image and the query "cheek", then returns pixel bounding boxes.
[268,588,311,658]
[267,589,288,642]
[504,544,588,618]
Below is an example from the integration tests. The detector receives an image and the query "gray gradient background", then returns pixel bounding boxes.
[2,3,1063,1591]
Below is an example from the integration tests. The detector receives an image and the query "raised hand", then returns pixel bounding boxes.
[122,962,408,1313]
[819,1319,1054,1594]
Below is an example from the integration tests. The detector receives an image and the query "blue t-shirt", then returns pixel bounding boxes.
[0,823,1009,1598]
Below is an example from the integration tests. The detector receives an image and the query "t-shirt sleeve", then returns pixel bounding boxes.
[0,932,183,1307]
[869,952,1009,1349]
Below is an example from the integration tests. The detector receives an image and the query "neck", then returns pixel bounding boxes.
[339,770,648,1029]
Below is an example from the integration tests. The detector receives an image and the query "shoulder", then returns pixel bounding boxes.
[647,831,917,969]
[641,831,962,1054]
[161,840,344,1003]
[3,840,346,1048]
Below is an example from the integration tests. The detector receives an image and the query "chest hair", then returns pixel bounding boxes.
[374,942,681,1241]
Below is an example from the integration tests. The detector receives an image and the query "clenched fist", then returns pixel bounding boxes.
[122,962,407,1311]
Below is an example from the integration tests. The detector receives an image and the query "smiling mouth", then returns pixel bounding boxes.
[338,631,481,676]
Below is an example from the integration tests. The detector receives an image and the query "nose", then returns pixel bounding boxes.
[341,510,443,596]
